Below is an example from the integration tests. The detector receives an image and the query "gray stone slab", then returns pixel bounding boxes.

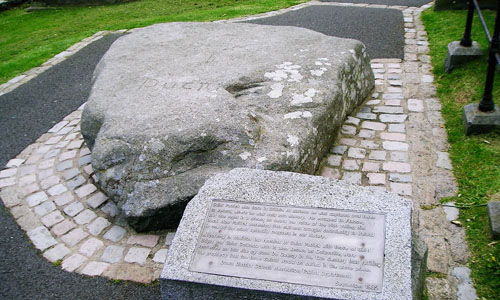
[436,151,452,170]
[34,201,56,217]
[27,226,57,251]
[356,112,377,120]
[443,202,459,221]
[332,145,348,155]
[373,106,404,114]
[154,249,169,264]
[86,192,108,209]
[124,247,151,265]
[103,225,126,242]
[444,41,482,73]
[63,201,84,217]
[87,217,111,236]
[452,267,478,300]
[26,191,48,207]
[74,209,97,225]
[161,168,415,300]
[463,103,500,135]
[62,168,80,180]
[43,244,71,263]
[411,233,427,300]
[342,171,362,185]
[488,201,500,239]
[66,175,86,190]
[101,245,124,264]
[380,114,407,123]
[165,232,176,246]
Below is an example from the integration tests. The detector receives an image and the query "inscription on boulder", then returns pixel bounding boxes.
[190,200,385,292]
[138,78,218,93]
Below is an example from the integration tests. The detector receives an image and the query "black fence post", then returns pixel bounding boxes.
[460,0,475,47]
[478,1,500,112]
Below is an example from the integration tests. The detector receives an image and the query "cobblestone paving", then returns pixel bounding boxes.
[320,58,414,193]
[0,106,172,283]
[0,1,477,298]
[316,3,476,299]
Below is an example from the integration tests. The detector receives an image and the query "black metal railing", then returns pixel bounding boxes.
[460,0,500,112]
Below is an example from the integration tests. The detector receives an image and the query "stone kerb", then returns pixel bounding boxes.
[161,168,415,300]
[81,22,374,232]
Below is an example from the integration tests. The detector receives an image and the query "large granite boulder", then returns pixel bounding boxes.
[81,22,374,231]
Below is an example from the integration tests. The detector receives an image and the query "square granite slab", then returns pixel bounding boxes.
[161,168,413,300]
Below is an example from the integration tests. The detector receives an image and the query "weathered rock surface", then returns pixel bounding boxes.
[81,22,374,231]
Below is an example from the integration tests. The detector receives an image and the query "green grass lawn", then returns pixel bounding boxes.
[0,0,307,84]
[422,8,500,299]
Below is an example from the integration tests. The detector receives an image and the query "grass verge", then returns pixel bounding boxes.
[422,8,500,299]
[0,0,307,84]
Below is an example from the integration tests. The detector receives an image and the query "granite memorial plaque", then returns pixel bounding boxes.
[161,168,421,300]
[190,200,385,293]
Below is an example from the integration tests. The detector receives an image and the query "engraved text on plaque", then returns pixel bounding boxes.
[190,200,386,292]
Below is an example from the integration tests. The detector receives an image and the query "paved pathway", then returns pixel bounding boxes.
[320,0,432,6]
[0,1,477,299]
[244,5,405,59]
[0,33,122,167]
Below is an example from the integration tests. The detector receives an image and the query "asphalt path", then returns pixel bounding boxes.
[0,3,406,300]
[0,34,123,168]
[0,34,160,300]
[320,0,432,7]
[245,5,404,59]
[0,201,160,300]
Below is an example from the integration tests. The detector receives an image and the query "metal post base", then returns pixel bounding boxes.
[463,103,500,135]
[444,41,483,73]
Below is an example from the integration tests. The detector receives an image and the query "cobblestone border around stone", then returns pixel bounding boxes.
[0,29,128,97]
[0,105,173,283]
[0,1,478,298]
[315,3,477,299]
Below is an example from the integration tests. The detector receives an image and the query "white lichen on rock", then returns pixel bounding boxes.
[310,67,327,77]
[267,83,284,99]
[239,152,251,160]
[264,62,303,83]
[283,111,313,119]
[291,94,313,106]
